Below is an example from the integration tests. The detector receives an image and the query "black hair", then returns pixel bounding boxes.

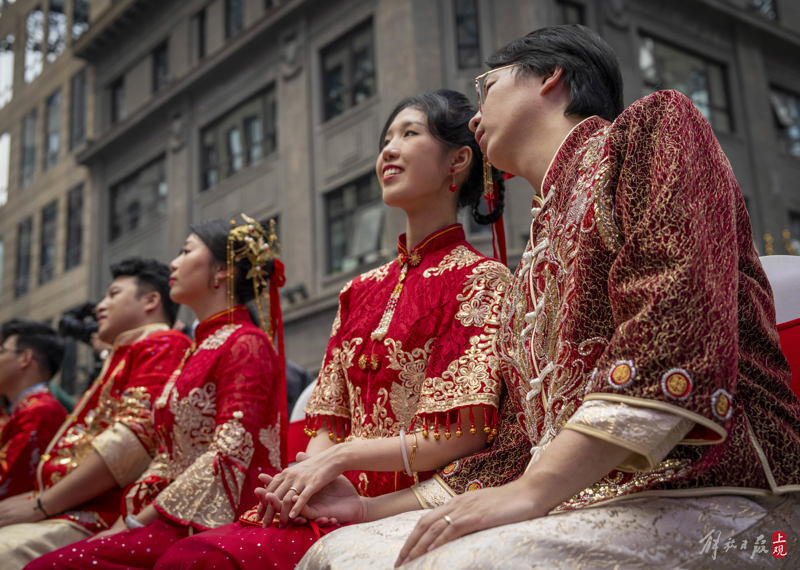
[190,219,274,305]
[110,257,178,325]
[488,25,624,121]
[1,319,64,379]
[378,89,504,225]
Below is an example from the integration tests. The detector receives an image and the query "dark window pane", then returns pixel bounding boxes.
[200,85,277,190]
[15,217,33,297]
[110,76,124,124]
[0,35,13,108]
[65,184,82,269]
[109,157,167,241]
[558,1,585,25]
[770,88,800,158]
[152,42,168,93]
[69,68,87,149]
[225,0,243,38]
[72,0,89,40]
[39,200,57,284]
[454,0,481,69]
[44,89,61,169]
[638,34,732,133]
[21,109,38,187]
[325,172,383,274]
[321,20,375,121]
[193,9,206,59]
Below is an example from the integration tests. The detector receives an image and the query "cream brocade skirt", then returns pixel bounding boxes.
[298,494,800,569]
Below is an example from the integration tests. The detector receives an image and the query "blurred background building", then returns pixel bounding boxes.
[0,0,798,395]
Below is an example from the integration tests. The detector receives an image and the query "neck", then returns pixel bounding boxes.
[404,208,458,252]
[517,113,584,193]
[4,375,46,407]
[191,289,230,323]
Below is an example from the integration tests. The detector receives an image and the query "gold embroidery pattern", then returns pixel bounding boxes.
[165,382,216,477]
[384,338,435,430]
[258,412,283,470]
[196,325,242,352]
[361,263,391,283]
[422,246,483,278]
[305,339,363,418]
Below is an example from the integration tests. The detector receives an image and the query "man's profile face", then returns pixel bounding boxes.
[94,276,152,344]
[0,334,23,395]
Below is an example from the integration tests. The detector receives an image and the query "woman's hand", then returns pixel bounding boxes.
[394,480,541,566]
[296,475,365,525]
[88,516,129,541]
[257,450,346,526]
[0,493,44,527]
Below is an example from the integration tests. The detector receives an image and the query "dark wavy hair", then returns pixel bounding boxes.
[190,219,274,305]
[488,25,624,121]
[1,319,64,379]
[378,89,504,225]
[110,257,178,325]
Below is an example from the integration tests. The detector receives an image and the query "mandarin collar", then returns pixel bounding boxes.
[396,224,464,267]
[193,305,250,344]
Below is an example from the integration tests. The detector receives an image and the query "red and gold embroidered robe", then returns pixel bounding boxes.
[34,325,190,532]
[498,90,800,510]
[304,224,510,497]
[123,306,286,530]
[0,385,66,500]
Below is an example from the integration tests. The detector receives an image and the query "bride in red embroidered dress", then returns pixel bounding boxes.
[27,217,287,569]
[151,89,524,569]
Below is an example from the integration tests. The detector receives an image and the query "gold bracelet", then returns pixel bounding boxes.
[409,431,419,485]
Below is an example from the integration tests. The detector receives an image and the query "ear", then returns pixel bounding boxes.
[450,145,473,177]
[540,66,564,96]
[17,347,35,370]
[140,290,162,315]
[214,263,228,289]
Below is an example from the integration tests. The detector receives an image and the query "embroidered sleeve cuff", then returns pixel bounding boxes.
[410,474,457,509]
[91,422,153,487]
[564,400,694,471]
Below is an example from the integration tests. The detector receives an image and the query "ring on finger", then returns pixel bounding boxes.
[443,514,454,525]
[288,486,300,494]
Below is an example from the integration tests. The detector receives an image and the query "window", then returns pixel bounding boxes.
[639,35,732,132]
[201,86,277,190]
[225,0,243,39]
[193,8,206,60]
[47,0,66,63]
[152,42,168,93]
[325,172,383,274]
[72,0,89,40]
[39,200,57,284]
[0,133,8,206]
[321,19,375,121]
[751,0,777,20]
[109,76,124,124]
[454,0,480,69]
[0,238,4,299]
[770,88,800,158]
[21,109,37,188]
[558,1,585,24]
[110,156,166,241]
[44,89,61,169]
[25,7,44,83]
[0,35,13,109]
[15,216,32,298]
[69,68,86,149]
[65,184,82,269]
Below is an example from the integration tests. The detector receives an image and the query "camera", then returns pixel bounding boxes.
[58,302,98,344]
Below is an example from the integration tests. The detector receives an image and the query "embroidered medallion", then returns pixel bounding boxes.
[465,479,483,491]
[661,368,693,400]
[441,460,459,477]
[607,360,636,389]
[711,389,733,421]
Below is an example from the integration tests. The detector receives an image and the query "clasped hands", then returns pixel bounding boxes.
[254,452,366,528]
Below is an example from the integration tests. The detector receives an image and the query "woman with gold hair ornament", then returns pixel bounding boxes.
[150,89,531,569]
[28,215,288,568]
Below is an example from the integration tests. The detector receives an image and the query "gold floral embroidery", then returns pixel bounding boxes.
[196,325,242,352]
[305,339,363,417]
[361,263,391,283]
[422,246,483,278]
[384,338,435,429]
[456,263,508,328]
[258,412,283,470]
[165,382,216,477]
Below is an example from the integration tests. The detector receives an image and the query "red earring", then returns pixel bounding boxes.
[449,167,457,192]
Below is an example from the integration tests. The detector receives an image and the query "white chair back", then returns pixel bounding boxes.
[760,255,800,324]
[289,379,317,423]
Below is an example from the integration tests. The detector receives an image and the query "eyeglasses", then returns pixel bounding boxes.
[474,63,520,109]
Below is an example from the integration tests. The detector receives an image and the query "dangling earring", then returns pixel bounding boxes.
[213,275,220,289]
[449,167,458,193]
